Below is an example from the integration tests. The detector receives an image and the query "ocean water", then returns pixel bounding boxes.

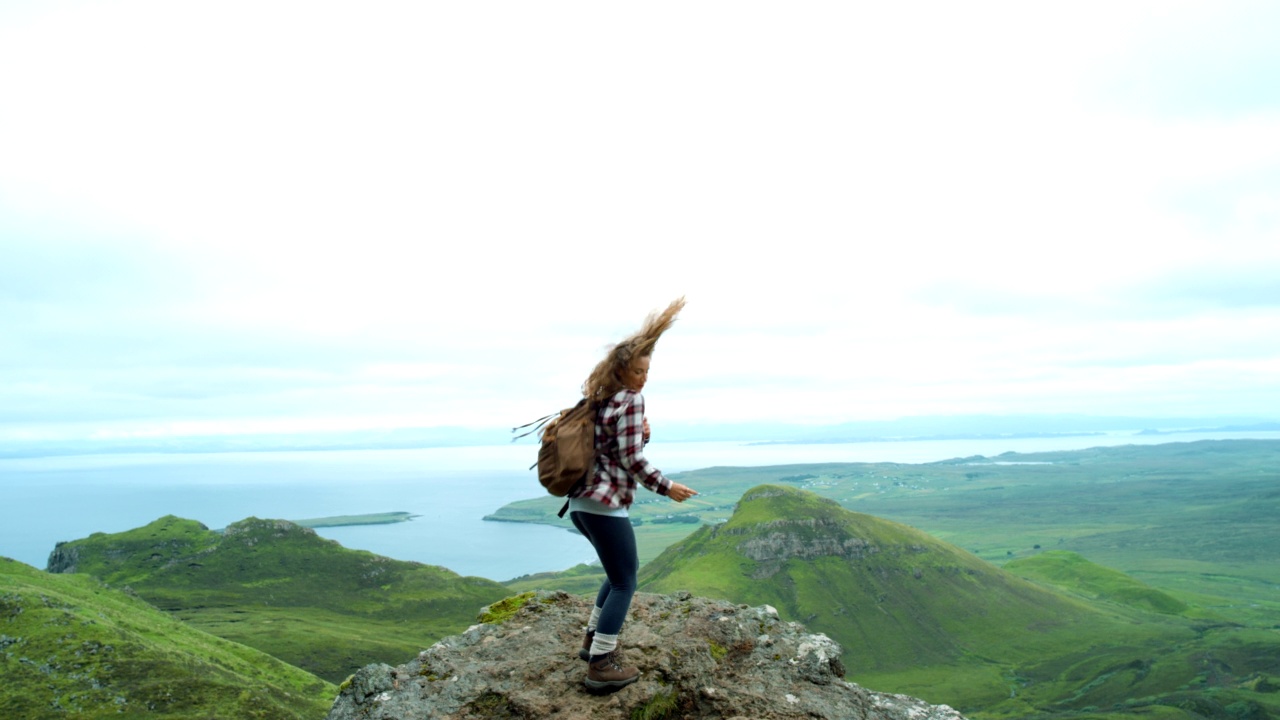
[3,431,1277,581]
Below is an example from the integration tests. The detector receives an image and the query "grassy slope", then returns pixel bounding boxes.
[49,516,510,683]
[1005,550,1191,616]
[501,562,608,596]
[637,484,1280,720]
[0,556,333,720]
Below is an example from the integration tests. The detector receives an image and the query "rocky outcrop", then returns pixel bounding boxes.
[45,543,80,574]
[736,528,878,562]
[325,590,965,720]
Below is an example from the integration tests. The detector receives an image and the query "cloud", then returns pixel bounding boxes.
[916,255,1280,319]
[1128,262,1280,311]
[1094,1,1280,119]
[1,1,1279,440]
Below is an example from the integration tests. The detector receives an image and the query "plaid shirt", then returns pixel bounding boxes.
[574,389,671,509]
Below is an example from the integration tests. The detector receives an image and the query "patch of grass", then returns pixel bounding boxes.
[631,688,678,720]
[465,690,518,717]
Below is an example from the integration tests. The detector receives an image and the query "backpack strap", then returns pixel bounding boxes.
[511,412,558,441]
[556,469,589,518]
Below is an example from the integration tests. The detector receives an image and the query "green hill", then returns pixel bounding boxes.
[638,485,1116,670]
[637,485,1280,720]
[1005,550,1190,615]
[47,516,510,683]
[0,556,332,719]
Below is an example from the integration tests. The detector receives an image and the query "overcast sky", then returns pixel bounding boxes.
[2,1,1279,443]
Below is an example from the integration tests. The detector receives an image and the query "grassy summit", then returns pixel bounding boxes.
[0,556,333,719]
[47,516,510,683]
[638,484,1280,720]
[640,485,1112,672]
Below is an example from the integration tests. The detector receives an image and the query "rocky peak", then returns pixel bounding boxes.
[326,590,966,720]
[222,518,319,546]
[45,543,80,574]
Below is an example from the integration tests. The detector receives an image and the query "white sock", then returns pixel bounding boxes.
[589,631,618,658]
[587,606,603,632]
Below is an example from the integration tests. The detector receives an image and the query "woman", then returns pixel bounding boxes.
[570,297,698,692]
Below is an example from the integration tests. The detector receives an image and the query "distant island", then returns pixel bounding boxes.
[290,512,418,529]
[1137,421,1280,435]
[746,430,1106,445]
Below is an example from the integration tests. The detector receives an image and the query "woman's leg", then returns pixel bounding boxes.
[571,512,614,613]
[569,512,638,639]
[570,512,608,660]
[570,511,641,689]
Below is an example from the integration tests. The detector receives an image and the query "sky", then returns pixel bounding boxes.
[2,1,1279,445]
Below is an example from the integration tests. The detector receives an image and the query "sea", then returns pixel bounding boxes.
[3,430,1277,582]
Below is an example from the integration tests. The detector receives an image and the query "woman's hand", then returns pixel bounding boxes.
[668,483,698,502]
[643,417,651,443]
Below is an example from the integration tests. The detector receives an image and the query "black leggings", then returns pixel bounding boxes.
[569,511,638,637]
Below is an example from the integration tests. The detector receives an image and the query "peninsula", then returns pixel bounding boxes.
[290,511,418,529]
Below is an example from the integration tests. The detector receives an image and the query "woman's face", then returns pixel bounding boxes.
[619,355,651,393]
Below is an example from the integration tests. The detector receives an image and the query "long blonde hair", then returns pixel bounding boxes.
[583,297,686,403]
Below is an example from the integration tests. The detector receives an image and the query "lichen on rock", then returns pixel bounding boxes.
[478,591,537,625]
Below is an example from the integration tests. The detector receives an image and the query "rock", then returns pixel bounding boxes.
[325,591,966,720]
[46,543,80,574]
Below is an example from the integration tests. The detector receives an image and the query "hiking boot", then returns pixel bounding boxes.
[585,650,640,692]
[579,630,594,661]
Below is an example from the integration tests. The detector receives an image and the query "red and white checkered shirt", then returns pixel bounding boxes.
[573,389,671,509]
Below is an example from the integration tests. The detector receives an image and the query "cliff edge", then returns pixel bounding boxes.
[326,590,965,720]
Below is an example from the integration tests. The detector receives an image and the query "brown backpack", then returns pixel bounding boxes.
[514,399,598,516]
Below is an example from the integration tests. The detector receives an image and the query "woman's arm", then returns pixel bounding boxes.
[617,393,697,500]
[615,392,672,496]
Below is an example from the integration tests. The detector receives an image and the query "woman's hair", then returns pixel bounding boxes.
[583,297,686,402]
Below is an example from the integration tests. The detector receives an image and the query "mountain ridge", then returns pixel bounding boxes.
[45,515,511,682]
